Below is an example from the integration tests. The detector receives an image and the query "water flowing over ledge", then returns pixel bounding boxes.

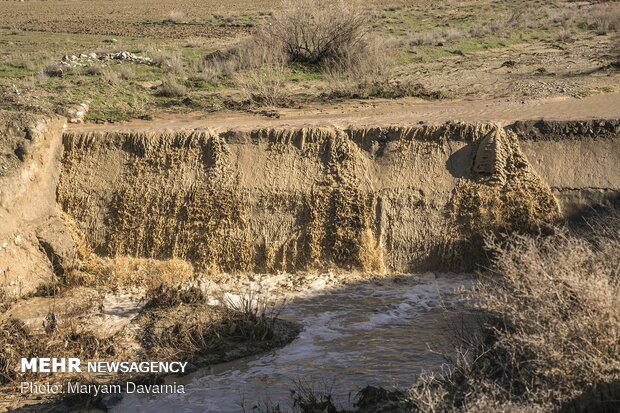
[57,120,617,275]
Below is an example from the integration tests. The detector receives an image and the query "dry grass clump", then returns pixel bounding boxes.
[101,68,121,86]
[83,63,103,76]
[156,52,185,74]
[405,28,463,46]
[0,318,31,384]
[43,63,65,77]
[189,37,285,85]
[67,256,194,290]
[288,379,343,413]
[325,75,443,100]
[321,36,402,99]
[221,288,285,325]
[0,318,119,386]
[236,64,289,106]
[547,8,576,26]
[142,292,285,360]
[556,28,573,42]
[117,65,134,80]
[57,328,118,359]
[233,32,287,70]
[144,284,205,309]
[158,76,188,97]
[407,209,620,411]
[191,52,238,83]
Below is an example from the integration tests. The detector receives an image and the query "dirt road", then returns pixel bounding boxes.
[70,93,620,132]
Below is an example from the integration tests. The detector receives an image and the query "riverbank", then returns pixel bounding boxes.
[0,284,300,412]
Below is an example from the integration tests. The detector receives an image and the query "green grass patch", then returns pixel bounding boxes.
[0,61,40,78]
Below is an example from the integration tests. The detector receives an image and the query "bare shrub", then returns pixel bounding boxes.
[158,76,188,97]
[323,34,390,77]
[591,2,620,35]
[506,7,534,30]
[195,1,386,86]
[321,37,430,99]
[479,223,619,402]
[265,0,370,68]
[409,210,620,410]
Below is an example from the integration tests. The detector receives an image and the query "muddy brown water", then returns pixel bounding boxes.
[113,273,473,413]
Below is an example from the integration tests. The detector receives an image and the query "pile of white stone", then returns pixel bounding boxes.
[59,51,154,68]
[59,101,90,124]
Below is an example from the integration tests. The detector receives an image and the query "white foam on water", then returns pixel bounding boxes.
[113,273,472,413]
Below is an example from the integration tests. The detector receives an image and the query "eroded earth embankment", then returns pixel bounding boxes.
[57,121,618,276]
[1,111,619,294]
[0,112,66,295]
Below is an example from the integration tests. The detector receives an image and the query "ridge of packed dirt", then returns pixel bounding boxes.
[68,93,620,132]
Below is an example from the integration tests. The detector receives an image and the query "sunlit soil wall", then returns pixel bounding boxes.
[57,120,619,274]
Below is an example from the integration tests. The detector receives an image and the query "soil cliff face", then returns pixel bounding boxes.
[3,115,617,290]
[58,123,567,274]
[515,120,620,218]
[0,112,68,295]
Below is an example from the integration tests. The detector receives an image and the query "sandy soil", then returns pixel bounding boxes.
[70,93,620,132]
